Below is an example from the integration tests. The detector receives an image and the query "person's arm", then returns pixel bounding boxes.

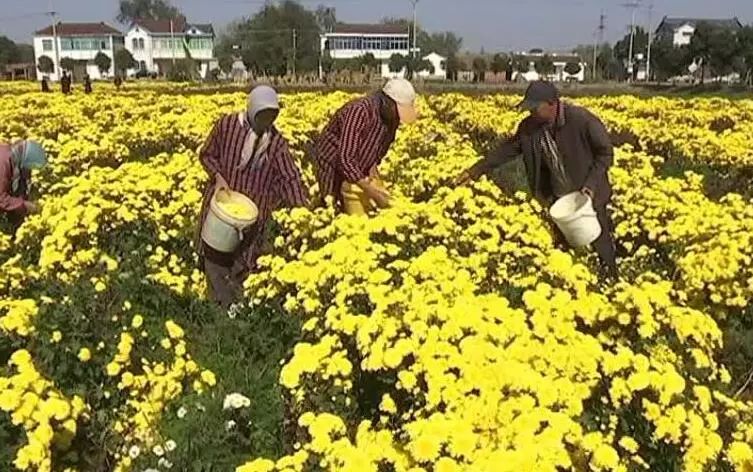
[582,113,613,195]
[274,138,309,208]
[338,104,391,207]
[455,125,523,186]
[199,117,225,181]
[0,158,26,213]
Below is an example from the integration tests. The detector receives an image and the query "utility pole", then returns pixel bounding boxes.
[621,1,641,82]
[48,0,60,80]
[646,1,654,81]
[410,0,419,58]
[170,18,176,66]
[292,28,297,76]
[592,11,605,81]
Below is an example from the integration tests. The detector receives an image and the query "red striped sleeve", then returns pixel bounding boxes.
[338,101,375,183]
[273,138,308,207]
[199,116,225,177]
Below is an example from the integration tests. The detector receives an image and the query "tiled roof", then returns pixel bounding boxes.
[331,23,409,35]
[35,22,122,36]
[188,23,214,35]
[133,17,187,34]
[656,16,742,33]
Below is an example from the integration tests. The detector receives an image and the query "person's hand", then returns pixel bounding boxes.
[364,184,391,209]
[24,201,40,214]
[453,170,473,187]
[580,187,594,199]
[215,173,229,191]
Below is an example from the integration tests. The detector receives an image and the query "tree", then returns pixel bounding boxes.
[614,27,649,79]
[389,53,406,74]
[381,18,462,57]
[445,54,462,81]
[114,49,137,75]
[534,54,555,77]
[472,56,487,82]
[490,53,508,75]
[706,28,740,80]
[218,55,234,75]
[564,62,582,76]
[37,55,54,74]
[94,52,112,76]
[689,22,715,83]
[0,36,19,67]
[737,26,753,85]
[320,50,334,75]
[60,57,76,72]
[649,37,690,81]
[359,52,379,74]
[117,0,180,24]
[224,1,320,76]
[315,5,337,33]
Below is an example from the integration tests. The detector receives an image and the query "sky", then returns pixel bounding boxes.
[1,0,752,52]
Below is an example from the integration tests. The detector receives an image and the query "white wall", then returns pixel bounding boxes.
[125,25,215,77]
[125,26,155,73]
[673,24,695,46]
[418,52,446,79]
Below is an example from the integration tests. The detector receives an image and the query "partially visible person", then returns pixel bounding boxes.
[196,85,308,308]
[40,77,50,93]
[84,74,92,94]
[61,71,71,94]
[114,76,122,89]
[311,78,419,211]
[455,80,618,280]
[0,140,47,233]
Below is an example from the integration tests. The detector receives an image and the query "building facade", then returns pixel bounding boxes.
[33,22,124,81]
[125,18,216,78]
[321,23,412,78]
[655,17,743,46]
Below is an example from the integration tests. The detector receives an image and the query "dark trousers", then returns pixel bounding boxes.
[202,245,245,309]
[553,204,619,280]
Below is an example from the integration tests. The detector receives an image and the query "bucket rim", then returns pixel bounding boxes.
[210,189,259,226]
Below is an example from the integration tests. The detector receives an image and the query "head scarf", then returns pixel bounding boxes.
[237,86,280,170]
[10,140,46,193]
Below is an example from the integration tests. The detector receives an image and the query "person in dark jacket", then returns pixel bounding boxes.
[61,71,71,94]
[455,80,618,279]
[41,77,50,93]
[84,74,92,94]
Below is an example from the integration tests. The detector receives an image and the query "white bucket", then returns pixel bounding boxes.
[201,189,259,253]
[549,191,602,248]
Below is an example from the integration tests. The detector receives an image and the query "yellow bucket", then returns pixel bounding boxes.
[341,177,385,216]
[201,189,259,253]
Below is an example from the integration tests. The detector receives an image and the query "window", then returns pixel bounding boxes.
[138,38,145,50]
[42,39,53,51]
[363,36,381,50]
[139,60,146,71]
[132,38,139,50]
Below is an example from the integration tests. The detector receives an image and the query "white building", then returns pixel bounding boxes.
[321,23,412,78]
[418,52,447,80]
[655,17,742,46]
[33,22,124,81]
[513,52,586,82]
[125,17,216,78]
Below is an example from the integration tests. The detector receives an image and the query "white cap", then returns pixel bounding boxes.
[383,78,418,124]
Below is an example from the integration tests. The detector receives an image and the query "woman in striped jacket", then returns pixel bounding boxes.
[196,85,308,308]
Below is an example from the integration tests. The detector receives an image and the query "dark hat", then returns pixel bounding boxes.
[517,81,560,111]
